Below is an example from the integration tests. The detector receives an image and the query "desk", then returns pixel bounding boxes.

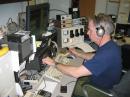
[114,37,130,46]
[0,51,16,97]
[52,73,76,97]
[24,57,83,97]
[24,42,94,97]
[51,57,83,97]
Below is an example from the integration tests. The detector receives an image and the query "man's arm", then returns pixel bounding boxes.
[42,57,92,78]
[56,64,92,78]
[69,48,95,60]
[75,52,95,60]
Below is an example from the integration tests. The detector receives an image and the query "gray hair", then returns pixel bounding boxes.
[94,13,115,35]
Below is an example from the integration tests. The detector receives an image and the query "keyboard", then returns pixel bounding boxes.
[44,54,72,82]
[55,54,71,64]
[44,66,63,82]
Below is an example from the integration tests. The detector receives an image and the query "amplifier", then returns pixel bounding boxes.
[54,20,72,28]
[56,14,72,21]
[73,17,87,26]
[61,19,72,24]
[60,24,72,28]
[56,23,72,29]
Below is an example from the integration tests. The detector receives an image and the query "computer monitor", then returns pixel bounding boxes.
[26,3,50,41]
[115,23,130,37]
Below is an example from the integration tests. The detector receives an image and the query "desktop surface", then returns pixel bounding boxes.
[23,52,83,97]
[23,42,94,97]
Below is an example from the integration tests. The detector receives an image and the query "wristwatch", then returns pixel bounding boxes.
[55,62,59,66]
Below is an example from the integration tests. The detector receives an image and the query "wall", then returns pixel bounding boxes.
[95,0,119,15]
[95,0,107,15]
[106,2,119,15]
[0,0,119,26]
[117,0,130,23]
[48,0,71,19]
[0,2,27,25]
[0,0,48,26]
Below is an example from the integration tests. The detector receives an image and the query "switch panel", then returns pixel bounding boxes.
[57,25,84,48]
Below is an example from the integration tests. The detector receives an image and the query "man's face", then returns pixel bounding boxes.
[87,20,99,44]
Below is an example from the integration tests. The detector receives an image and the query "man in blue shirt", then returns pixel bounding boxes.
[42,13,122,90]
[84,40,122,89]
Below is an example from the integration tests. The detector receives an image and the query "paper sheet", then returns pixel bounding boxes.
[37,80,58,93]
[44,81,58,93]
[76,42,95,52]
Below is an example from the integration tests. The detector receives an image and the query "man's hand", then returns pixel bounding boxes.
[69,48,78,56]
[42,57,55,66]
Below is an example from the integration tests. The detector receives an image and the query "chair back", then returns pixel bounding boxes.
[82,71,130,97]
[112,70,130,97]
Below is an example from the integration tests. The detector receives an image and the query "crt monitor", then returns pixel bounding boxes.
[26,3,50,41]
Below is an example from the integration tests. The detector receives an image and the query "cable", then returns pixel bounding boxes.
[65,80,76,86]
[47,38,52,46]
[50,9,68,15]
[51,40,58,52]
[42,77,46,90]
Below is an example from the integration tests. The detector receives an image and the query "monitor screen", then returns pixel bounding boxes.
[26,3,50,41]
[115,23,130,37]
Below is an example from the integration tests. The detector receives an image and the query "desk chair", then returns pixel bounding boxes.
[82,70,130,97]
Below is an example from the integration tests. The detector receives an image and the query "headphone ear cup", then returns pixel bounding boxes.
[96,27,105,37]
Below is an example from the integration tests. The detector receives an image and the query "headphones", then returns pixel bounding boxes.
[96,26,105,37]
[95,16,105,37]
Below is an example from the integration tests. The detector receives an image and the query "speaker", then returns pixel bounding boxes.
[96,26,105,37]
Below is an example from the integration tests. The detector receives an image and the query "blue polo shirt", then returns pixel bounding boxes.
[84,40,122,89]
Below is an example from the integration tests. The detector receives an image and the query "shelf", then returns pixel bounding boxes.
[0,0,30,4]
